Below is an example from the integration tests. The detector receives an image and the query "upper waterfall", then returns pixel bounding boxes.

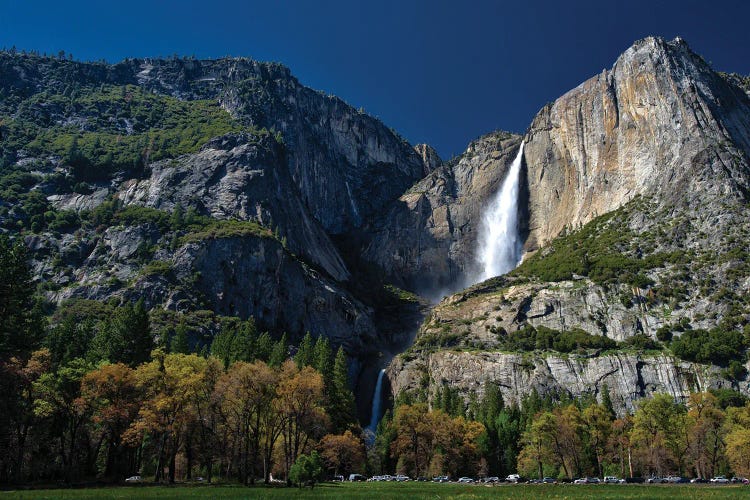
[474,141,525,283]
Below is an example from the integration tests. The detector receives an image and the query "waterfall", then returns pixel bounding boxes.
[475,141,525,283]
[365,369,386,443]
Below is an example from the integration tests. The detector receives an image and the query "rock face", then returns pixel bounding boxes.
[523,36,750,250]
[384,37,750,415]
[363,132,522,293]
[173,235,377,353]
[388,350,740,416]
[117,133,349,281]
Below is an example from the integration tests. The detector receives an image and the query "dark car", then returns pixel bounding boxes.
[542,477,556,483]
[625,477,645,483]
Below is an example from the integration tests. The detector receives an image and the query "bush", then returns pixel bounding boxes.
[655,325,673,342]
[289,451,324,487]
[498,325,617,353]
[622,334,662,351]
[670,328,747,366]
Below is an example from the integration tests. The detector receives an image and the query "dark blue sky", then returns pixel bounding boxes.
[2,0,749,158]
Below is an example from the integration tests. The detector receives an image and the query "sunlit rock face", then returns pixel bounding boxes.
[523,36,750,251]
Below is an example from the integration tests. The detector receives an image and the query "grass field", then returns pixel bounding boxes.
[3,482,750,499]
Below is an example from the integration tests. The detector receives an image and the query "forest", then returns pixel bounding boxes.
[3,235,750,487]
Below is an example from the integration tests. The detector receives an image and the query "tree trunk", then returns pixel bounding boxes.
[168,444,177,484]
[628,446,633,478]
[185,433,193,481]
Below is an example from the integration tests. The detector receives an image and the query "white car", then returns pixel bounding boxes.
[395,474,410,482]
[574,477,600,484]
[506,474,521,483]
[603,476,624,483]
[125,475,142,482]
[710,476,730,483]
[458,477,474,483]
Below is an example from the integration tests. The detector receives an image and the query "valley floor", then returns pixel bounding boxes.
[3,482,750,499]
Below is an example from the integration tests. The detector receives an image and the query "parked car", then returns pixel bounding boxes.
[433,475,450,483]
[483,476,499,483]
[332,475,344,482]
[395,474,410,482]
[711,476,730,483]
[458,477,474,483]
[647,476,667,483]
[542,477,556,483]
[416,477,428,482]
[574,477,600,484]
[731,477,749,484]
[349,473,366,482]
[690,477,708,483]
[505,473,521,483]
[603,476,624,483]
[125,475,142,482]
[665,476,688,483]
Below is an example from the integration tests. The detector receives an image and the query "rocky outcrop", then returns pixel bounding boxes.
[363,132,522,293]
[172,235,377,353]
[523,37,750,250]
[116,133,349,281]
[388,350,742,416]
[414,144,442,175]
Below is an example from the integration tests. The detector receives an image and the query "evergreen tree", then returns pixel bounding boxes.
[294,332,314,368]
[0,236,45,358]
[313,336,333,386]
[329,347,357,433]
[170,321,190,354]
[46,316,95,366]
[211,318,258,366]
[255,331,274,362]
[88,299,152,366]
[169,204,184,229]
[234,318,258,362]
[268,332,288,367]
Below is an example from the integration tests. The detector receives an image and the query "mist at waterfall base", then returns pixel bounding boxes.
[364,144,525,436]
[365,369,386,444]
[473,141,525,284]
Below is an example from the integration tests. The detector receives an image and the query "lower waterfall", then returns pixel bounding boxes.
[365,369,386,443]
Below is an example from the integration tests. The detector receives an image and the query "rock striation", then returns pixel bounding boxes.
[523,36,750,250]
[388,350,740,416]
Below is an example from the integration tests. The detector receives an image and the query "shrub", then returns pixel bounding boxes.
[289,451,324,487]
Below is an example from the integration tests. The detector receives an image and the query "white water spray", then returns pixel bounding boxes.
[475,141,525,283]
[365,369,386,443]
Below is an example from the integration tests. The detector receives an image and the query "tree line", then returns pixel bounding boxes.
[372,383,750,481]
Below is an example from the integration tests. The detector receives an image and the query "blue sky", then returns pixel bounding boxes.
[1,0,749,158]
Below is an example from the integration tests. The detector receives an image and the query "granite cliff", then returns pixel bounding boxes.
[382,37,750,416]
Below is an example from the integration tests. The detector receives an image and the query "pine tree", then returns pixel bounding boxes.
[329,347,357,432]
[89,299,152,366]
[171,321,190,354]
[256,331,274,361]
[294,332,314,368]
[269,332,288,367]
[169,204,184,229]
[234,318,258,362]
[0,236,45,358]
[313,336,333,386]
